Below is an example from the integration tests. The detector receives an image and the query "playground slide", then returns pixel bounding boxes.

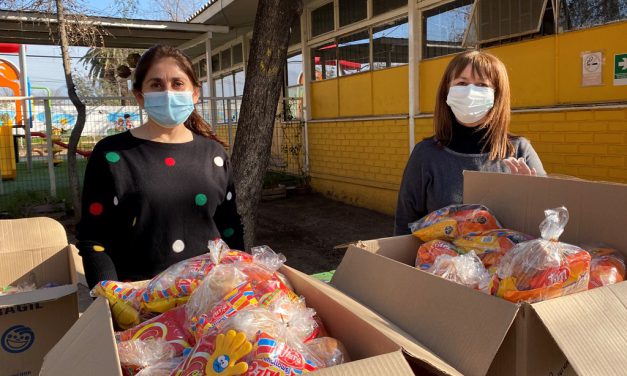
[31,132,92,158]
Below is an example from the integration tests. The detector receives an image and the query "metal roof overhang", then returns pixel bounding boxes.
[0,10,229,50]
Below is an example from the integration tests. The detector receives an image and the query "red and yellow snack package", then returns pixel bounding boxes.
[586,246,626,289]
[118,305,195,357]
[490,207,591,303]
[415,240,460,270]
[410,204,501,242]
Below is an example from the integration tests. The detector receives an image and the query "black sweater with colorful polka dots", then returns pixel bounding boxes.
[76,131,244,288]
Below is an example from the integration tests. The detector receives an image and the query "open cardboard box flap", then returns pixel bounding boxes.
[333,237,518,376]
[0,217,68,252]
[40,297,120,375]
[531,281,627,376]
[282,266,462,376]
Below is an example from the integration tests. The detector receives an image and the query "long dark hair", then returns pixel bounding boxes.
[133,45,224,144]
[434,50,514,160]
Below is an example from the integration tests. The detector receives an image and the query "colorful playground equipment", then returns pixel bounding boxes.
[0,55,20,180]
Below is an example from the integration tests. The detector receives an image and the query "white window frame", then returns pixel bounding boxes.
[307,0,408,44]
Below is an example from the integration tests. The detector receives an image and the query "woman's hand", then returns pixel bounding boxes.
[503,157,537,176]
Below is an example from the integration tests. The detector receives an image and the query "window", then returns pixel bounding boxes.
[423,0,473,59]
[338,29,370,76]
[289,17,301,46]
[235,70,245,96]
[199,58,207,78]
[373,0,406,17]
[221,49,232,70]
[286,52,304,88]
[560,0,627,31]
[214,77,225,123]
[232,43,243,65]
[311,42,338,81]
[469,0,547,44]
[339,0,367,27]
[311,2,335,37]
[211,54,220,72]
[373,17,408,70]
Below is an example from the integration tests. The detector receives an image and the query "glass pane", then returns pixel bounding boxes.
[474,0,546,43]
[311,42,338,81]
[338,29,371,76]
[211,54,220,72]
[311,2,334,37]
[232,43,243,64]
[235,70,245,96]
[289,17,301,46]
[286,53,303,87]
[373,17,409,70]
[560,0,627,31]
[199,58,207,78]
[423,0,473,59]
[222,74,235,97]
[214,78,223,97]
[221,49,231,70]
[373,0,406,17]
[339,0,367,27]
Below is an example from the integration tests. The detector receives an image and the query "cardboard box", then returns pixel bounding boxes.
[332,172,627,376]
[40,265,464,375]
[0,217,79,376]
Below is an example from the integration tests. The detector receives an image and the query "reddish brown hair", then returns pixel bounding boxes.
[133,45,223,145]
[434,50,514,160]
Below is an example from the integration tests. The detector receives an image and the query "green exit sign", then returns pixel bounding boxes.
[614,53,627,86]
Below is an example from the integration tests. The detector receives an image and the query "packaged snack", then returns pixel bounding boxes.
[117,305,195,357]
[91,280,142,330]
[172,330,252,376]
[415,240,460,270]
[428,251,491,291]
[193,282,259,338]
[410,204,501,242]
[246,331,320,376]
[586,246,626,289]
[490,207,591,303]
[118,338,175,376]
[453,229,535,271]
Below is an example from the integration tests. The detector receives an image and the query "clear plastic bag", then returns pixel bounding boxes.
[453,229,535,271]
[585,245,626,289]
[117,338,175,376]
[410,204,502,242]
[428,251,491,291]
[139,239,253,314]
[491,207,591,303]
[117,305,195,357]
[134,357,183,376]
[415,240,460,270]
[306,337,349,368]
[0,272,38,296]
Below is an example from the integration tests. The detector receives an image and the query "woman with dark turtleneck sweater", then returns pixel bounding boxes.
[394,51,545,235]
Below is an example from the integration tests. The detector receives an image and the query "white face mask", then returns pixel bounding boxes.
[446,84,495,124]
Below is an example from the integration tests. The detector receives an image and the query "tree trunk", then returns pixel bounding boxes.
[56,0,87,219]
[231,0,303,249]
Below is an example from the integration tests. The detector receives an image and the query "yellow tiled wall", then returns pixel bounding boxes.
[308,119,409,215]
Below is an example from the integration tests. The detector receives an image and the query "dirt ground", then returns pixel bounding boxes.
[67,192,394,311]
[255,192,394,274]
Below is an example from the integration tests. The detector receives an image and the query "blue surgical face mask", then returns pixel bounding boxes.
[142,91,195,128]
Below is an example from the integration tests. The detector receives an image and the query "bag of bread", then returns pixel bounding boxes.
[490,207,591,303]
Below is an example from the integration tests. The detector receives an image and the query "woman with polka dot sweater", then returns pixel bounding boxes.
[76,45,244,289]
